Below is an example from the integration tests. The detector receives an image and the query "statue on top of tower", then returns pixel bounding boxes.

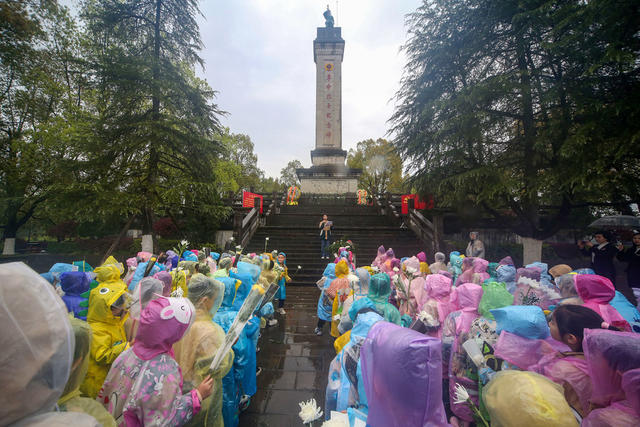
[323,5,334,28]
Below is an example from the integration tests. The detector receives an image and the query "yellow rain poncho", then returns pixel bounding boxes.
[58,318,116,427]
[174,275,234,427]
[79,280,129,398]
[483,371,579,427]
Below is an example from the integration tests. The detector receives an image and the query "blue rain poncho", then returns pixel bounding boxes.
[317,263,337,321]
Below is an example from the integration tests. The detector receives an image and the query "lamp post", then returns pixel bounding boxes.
[264,237,270,253]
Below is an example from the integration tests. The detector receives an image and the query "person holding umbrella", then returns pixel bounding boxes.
[578,230,619,284]
[617,230,640,305]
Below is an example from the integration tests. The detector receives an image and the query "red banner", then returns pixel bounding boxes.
[401,194,434,214]
[242,191,263,214]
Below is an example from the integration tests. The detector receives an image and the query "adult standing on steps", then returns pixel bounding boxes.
[319,214,334,259]
[466,231,486,259]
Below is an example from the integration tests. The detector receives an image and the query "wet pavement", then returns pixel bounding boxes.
[239,286,334,426]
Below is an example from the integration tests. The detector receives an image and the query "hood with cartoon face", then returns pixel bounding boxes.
[86,281,128,324]
[133,297,195,361]
[450,253,464,269]
[369,273,392,303]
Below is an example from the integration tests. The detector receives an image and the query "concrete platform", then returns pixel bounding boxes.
[239,286,334,426]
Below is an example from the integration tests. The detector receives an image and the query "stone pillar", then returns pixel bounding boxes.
[141,234,154,253]
[312,27,346,166]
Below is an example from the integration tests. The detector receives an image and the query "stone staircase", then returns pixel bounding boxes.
[244,196,426,286]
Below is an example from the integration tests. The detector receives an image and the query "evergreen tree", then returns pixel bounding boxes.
[392,0,640,254]
[80,0,225,239]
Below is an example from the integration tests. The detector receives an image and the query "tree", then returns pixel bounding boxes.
[392,0,640,261]
[80,0,226,249]
[0,2,86,254]
[280,160,303,187]
[347,138,404,196]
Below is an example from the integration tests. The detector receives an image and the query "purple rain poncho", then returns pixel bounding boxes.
[360,322,449,427]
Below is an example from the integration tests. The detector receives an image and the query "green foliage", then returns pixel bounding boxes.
[347,138,405,196]
[393,0,640,239]
[280,160,303,187]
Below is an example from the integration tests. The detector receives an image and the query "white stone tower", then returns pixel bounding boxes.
[297,8,361,194]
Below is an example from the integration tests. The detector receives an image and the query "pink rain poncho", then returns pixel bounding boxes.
[442,283,483,422]
[99,297,201,426]
[494,331,592,416]
[575,274,630,331]
[454,257,490,286]
[371,246,387,269]
[582,329,640,426]
[360,322,449,427]
[417,273,456,338]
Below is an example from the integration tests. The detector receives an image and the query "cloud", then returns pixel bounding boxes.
[197,0,421,178]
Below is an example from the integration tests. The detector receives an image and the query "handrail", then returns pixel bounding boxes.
[406,209,443,253]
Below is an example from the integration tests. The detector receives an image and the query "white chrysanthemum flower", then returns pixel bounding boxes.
[417,310,439,326]
[298,398,323,424]
[265,237,270,240]
[180,239,189,246]
[171,287,184,298]
[393,267,400,272]
[298,265,302,270]
[453,383,470,405]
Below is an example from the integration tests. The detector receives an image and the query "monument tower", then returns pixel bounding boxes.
[297,7,361,194]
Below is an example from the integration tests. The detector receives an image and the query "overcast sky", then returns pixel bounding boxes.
[196,1,422,178]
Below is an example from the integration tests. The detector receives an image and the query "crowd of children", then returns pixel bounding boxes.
[0,247,291,427]
[3,238,640,426]
[318,244,640,426]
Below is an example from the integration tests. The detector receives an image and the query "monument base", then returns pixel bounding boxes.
[297,165,361,194]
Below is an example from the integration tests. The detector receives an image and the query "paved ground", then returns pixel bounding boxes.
[239,286,334,426]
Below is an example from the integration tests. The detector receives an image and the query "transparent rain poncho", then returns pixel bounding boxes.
[209,284,266,372]
[0,262,96,426]
[129,277,164,320]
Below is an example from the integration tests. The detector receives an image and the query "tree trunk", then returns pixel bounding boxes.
[521,237,543,266]
[2,238,16,256]
[141,234,154,253]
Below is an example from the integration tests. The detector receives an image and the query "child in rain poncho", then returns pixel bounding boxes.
[328,260,351,337]
[361,322,449,427]
[442,282,483,423]
[395,256,426,318]
[60,271,91,320]
[338,268,371,334]
[349,273,402,326]
[214,276,246,427]
[574,274,630,331]
[430,252,448,274]
[173,274,234,427]
[315,262,337,336]
[99,297,214,426]
[274,252,291,315]
[58,318,116,426]
[0,262,99,427]
[80,264,130,399]
[416,273,457,338]
[581,328,640,426]
[325,309,384,417]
